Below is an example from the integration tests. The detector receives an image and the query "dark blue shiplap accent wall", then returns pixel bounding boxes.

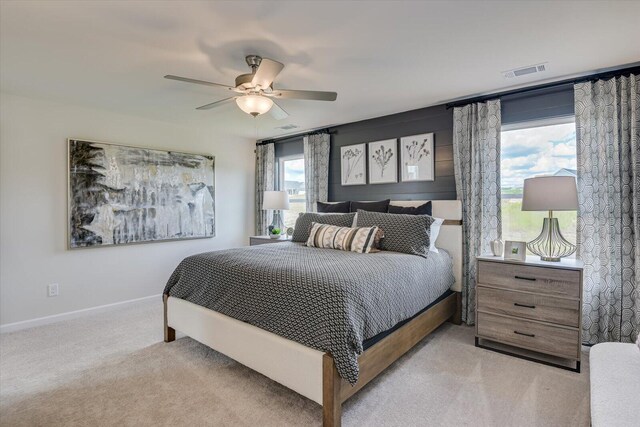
[269,83,576,202]
[327,104,455,202]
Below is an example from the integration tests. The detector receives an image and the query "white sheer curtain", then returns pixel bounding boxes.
[453,100,502,325]
[303,132,330,212]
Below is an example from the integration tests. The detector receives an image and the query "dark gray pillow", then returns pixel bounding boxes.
[388,201,432,216]
[317,201,351,213]
[355,210,434,257]
[350,199,390,213]
[292,213,356,242]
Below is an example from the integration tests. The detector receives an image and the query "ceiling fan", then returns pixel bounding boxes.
[165,55,338,119]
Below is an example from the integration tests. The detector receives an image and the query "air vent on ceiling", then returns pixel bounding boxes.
[276,124,299,130]
[502,63,547,79]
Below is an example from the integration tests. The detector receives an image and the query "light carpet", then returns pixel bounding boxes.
[0,299,590,426]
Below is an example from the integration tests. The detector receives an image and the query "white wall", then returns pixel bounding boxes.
[0,93,255,326]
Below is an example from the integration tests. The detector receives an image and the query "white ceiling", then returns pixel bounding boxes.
[1,1,639,140]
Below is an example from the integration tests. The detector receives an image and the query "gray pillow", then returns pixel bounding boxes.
[388,201,432,216]
[355,210,434,257]
[350,199,390,213]
[292,213,357,242]
[317,201,351,213]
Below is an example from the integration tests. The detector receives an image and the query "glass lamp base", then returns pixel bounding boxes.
[527,216,576,262]
[269,211,284,233]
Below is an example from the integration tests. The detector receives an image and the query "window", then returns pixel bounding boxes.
[279,156,305,228]
[501,118,577,255]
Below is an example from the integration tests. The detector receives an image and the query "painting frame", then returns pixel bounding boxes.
[340,142,366,186]
[400,132,435,182]
[67,138,215,249]
[368,139,397,185]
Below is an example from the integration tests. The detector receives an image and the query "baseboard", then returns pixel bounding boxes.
[0,294,161,334]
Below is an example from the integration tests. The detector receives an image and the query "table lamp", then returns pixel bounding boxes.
[262,190,290,233]
[521,176,578,261]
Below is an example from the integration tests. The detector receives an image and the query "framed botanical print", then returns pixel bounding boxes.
[340,143,366,186]
[368,139,397,184]
[400,133,435,182]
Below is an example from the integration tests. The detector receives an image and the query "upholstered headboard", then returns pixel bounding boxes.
[324,200,463,292]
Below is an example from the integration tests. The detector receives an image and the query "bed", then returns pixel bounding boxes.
[163,200,463,427]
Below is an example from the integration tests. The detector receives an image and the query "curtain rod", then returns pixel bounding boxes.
[445,65,640,109]
[256,127,336,146]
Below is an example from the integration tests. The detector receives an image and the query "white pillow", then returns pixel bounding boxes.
[429,217,444,253]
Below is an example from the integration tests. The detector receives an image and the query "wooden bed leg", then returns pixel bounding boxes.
[449,292,463,325]
[163,294,175,343]
[322,354,342,427]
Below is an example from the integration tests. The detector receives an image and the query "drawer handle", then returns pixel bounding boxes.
[514,302,536,309]
[514,330,535,338]
[515,275,537,281]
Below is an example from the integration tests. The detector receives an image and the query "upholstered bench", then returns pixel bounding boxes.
[590,342,640,427]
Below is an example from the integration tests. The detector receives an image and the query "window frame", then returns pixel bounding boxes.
[278,155,306,228]
[278,154,305,191]
[499,115,577,254]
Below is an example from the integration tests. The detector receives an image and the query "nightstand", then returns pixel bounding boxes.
[475,255,583,372]
[249,235,290,246]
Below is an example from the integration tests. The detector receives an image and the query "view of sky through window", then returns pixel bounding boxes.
[501,121,577,252]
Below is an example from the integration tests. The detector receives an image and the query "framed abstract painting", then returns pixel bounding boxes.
[68,139,215,248]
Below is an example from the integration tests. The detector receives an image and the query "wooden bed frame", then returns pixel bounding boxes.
[164,292,460,427]
[321,292,461,426]
[163,200,463,427]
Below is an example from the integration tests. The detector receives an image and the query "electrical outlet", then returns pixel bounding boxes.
[47,283,59,297]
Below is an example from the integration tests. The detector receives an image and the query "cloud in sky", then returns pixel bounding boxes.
[501,122,576,188]
[283,158,305,182]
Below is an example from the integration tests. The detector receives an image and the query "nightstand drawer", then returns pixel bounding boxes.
[477,286,580,327]
[477,312,579,359]
[478,261,580,298]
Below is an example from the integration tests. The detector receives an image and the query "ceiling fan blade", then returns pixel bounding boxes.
[271,89,337,101]
[251,58,284,89]
[270,101,289,120]
[196,97,236,110]
[165,75,238,92]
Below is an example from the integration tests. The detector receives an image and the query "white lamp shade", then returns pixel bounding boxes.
[236,95,273,117]
[262,191,290,210]
[522,176,578,211]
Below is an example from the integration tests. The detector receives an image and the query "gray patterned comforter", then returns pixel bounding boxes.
[164,242,454,384]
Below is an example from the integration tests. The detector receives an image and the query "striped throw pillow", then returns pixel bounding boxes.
[306,222,382,254]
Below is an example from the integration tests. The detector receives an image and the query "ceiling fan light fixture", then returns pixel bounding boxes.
[165,55,336,119]
[236,94,273,117]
